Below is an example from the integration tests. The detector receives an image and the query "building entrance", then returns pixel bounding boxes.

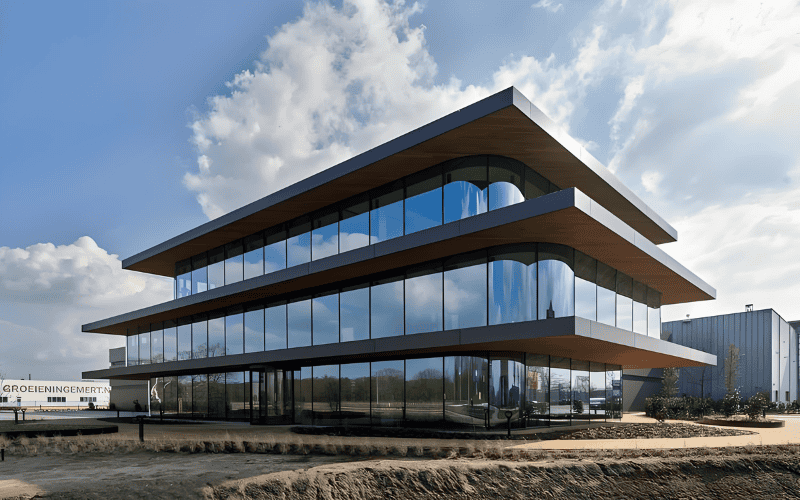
[250,368,292,424]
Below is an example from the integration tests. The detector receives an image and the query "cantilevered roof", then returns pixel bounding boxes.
[85,188,714,336]
[124,87,678,278]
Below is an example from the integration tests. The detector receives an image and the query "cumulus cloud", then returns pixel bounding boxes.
[0,237,172,380]
[531,0,563,14]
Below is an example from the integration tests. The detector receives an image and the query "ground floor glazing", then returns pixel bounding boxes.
[147,353,622,428]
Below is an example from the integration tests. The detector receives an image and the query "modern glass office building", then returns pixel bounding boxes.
[83,87,717,427]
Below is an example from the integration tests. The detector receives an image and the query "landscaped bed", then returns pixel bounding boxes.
[292,422,755,441]
[0,421,118,439]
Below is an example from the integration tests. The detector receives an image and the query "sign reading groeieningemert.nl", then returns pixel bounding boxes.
[1,379,111,406]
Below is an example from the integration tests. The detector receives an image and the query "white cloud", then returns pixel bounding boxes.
[531,0,563,14]
[0,237,172,380]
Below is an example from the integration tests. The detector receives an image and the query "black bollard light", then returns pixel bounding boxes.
[1,448,4,461]
[21,409,25,422]
[13,410,18,425]
[505,410,513,438]
[138,416,144,442]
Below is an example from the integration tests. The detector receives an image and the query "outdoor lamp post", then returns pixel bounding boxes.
[504,409,513,438]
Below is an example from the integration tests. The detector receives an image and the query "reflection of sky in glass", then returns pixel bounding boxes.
[489,260,535,325]
[287,233,311,268]
[208,318,225,357]
[138,333,149,364]
[633,301,647,335]
[648,306,660,338]
[575,277,596,321]
[177,272,191,298]
[164,326,178,361]
[265,305,287,350]
[192,321,207,358]
[225,313,244,355]
[370,201,403,242]
[538,260,574,319]
[208,261,224,290]
[488,182,524,211]
[192,266,207,294]
[288,299,311,348]
[264,241,286,274]
[313,294,339,345]
[444,264,487,329]
[177,324,191,360]
[151,330,163,363]
[444,182,487,223]
[312,222,338,261]
[244,309,264,353]
[224,255,243,285]
[127,335,138,365]
[405,188,442,235]
[339,213,370,252]
[340,288,369,342]
[243,248,263,280]
[370,281,403,338]
[597,286,615,327]
[616,295,632,331]
[405,272,443,334]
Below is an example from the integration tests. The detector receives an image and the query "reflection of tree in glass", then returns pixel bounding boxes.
[317,375,340,412]
[406,368,443,402]
[374,368,404,403]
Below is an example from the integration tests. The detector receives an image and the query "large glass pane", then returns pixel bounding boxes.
[264,226,287,274]
[648,287,662,339]
[406,357,443,423]
[192,253,208,295]
[226,372,247,419]
[606,366,623,420]
[192,374,208,418]
[313,292,339,345]
[224,241,244,285]
[371,276,404,339]
[633,280,648,335]
[163,320,177,362]
[138,329,150,365]
[295,367,313,425]
[265,302,287,350]
[443,156,488,223]
[226,309,244,356]
[208,373,226,419]
[244,306,265,353]
[589,362,606,420]
[192,316,207,359]
[488,156,525,211]
[596,262,616,327]
[370,182,404,243]
[339,195,371,252]
[405,264,443,335]
[177,321,192,361]
[525,354,549,425]
[550,357,571,424]
[340,285,369,342]
[312,210,339,261]
[371,360,404,426]
[616,272,633,331]
[489,246,536,325]
[405,167,442,235]
[340,363,370,425]
[472,357,489,426]
[150,324,164,364]
[445,356,474,426]
[538,244,574,319]
[287,298,311,348]
[208,314,225,357]
[150,377,163,415]
[444,254,487,330]
[574,251,597,321]
[571,360,590,421]
[176,258,192,299]
[312,365,340,425]
[243,233,264,280]
[489,357,524,427]
[207,246,225,290]
[178,375,192,416]
[524,167,553,199]
[163,376,178,415]
[127,333,138,366]
[287,218,311,268]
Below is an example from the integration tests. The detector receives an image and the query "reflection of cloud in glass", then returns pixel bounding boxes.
[489,182,524,211]
[312,226,338,260]
[405,273,442,334]
[444,264,487,329]
[287,233,311,267]
[370,281,403,338]
[490,260,535,325]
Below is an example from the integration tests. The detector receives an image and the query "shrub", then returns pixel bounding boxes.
[722,390,741,417]
[572,399,584,414]
[744,393,768,421]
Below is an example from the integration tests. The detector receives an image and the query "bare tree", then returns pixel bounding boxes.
[724,344,740,395]
[661,367,679,397]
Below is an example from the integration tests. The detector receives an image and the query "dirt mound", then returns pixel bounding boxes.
[207,454,800,499]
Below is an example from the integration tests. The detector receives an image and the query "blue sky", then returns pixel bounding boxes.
[2,0,800,380]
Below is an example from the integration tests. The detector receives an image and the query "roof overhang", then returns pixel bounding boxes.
[84,189,714,336]
[123,87,678,277]
[81,316,715,381]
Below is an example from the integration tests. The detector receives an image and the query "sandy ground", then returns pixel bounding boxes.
[2,414,800,499]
